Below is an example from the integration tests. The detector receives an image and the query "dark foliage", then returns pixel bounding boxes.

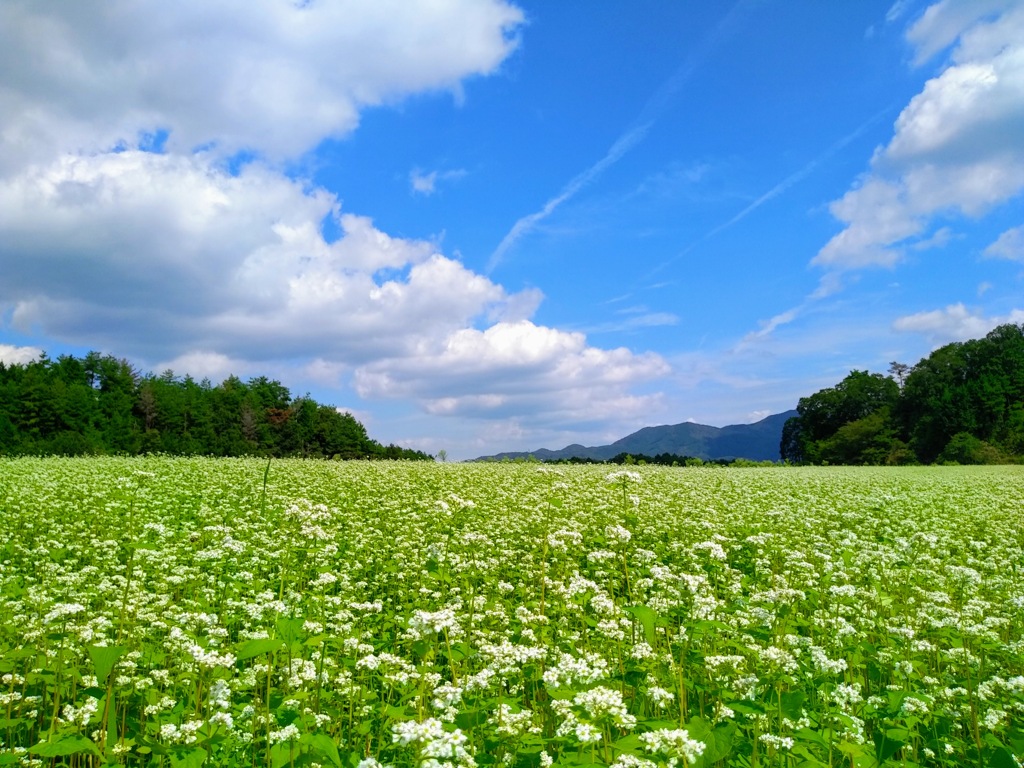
[781,323,1024,465]
[0,352,432,460]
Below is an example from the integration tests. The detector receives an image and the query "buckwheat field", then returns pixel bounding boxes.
[1,458,1022,768]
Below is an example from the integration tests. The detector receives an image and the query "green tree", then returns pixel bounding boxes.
[782,370,899,463]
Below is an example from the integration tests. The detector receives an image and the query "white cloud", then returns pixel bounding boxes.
[155,351,246,383]
[586,311,679,334]
[353,320,669,426]
[304,358,348,387]
[736,308,801,348]
[886,1,913,25]
[910,225,954,250]
[0,151,539,365]
[409,168,467,196]
[0,0,677,443]
[984,225,1024,260]
[0,344,43,366]
[0,129,665,438]
[0,0,524,170]
[410,170,440,195]
[892,302,1024,344]
[905,0,1017,64]
[814,2,1024,270]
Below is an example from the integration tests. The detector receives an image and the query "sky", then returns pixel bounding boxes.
[1,0,1023,460]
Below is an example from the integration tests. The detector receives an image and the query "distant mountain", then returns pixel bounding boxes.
[475,410,798,462]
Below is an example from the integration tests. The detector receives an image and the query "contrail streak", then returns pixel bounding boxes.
[643,104,896,282]
[486,1,756,274]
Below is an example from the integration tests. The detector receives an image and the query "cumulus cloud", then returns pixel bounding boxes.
[0,0,523,170]
[155,351,248,383]
[984,225,1024,260]
[814,2,1024,270]
[0,1,674,438]
[0,150,540,365]
[0,344,43,366]
[353,320,669,426]
[892,303,1024,344]
[905,0,1017,65]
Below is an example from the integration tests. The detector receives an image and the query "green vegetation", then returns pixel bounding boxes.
[490,453,777,467]
[0,352,430,460]
[781,323,1024,465]
[1,458,1022,767]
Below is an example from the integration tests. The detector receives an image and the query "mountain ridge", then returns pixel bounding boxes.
[475,410,797,462]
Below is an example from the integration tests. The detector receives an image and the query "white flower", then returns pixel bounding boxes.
[759,734,795,750]
[640,728,706,765]
[574,686,636,728]
[44,603,87,624]
[605,524,633,545]
[899,696,930,716]
[269,723,301,744]
[610,756,658,768]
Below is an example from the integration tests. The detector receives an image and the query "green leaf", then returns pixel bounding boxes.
[699,723,737,765]
[836,741,867,758]
[544,687,577,701]
[236,638,285,661]
[728,700,765,715]
[169,747,208,768]
[873,729,905,766]
[88,644,126,682]
[276,617,305,647]
[779,690,806,721]
[795,727,829,749]
[30,734,101,758]
[309,734,342,767]
[984,745,1018,768]
[625,604,658,645]
[455,709,489,730]
[685,716,713,740]
[613,733,643,751]
[789,744,829,767]
[271,741,295,768]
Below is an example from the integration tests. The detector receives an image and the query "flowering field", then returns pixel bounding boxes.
[1,458,1022,768]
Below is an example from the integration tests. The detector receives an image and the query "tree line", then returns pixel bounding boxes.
[0,351,432,460]
[781,322,1024,465]
[488,453,776,467]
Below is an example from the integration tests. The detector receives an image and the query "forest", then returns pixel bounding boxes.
[4,322,1021,464]
[781,322,1024,465]
[0,351,432,459]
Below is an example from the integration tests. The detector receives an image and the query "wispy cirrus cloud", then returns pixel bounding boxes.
[409,167,467,196]
[487,0,757,273]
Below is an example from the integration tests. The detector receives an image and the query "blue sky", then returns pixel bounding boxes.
[1,0,1022,459]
